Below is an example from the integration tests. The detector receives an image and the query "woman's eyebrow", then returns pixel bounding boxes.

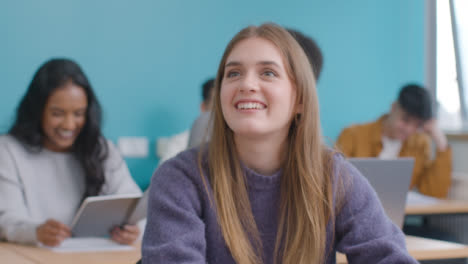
[49,106,64,111]
[257,61,280,67]
[225,60,280,68]
[225,61,241,68]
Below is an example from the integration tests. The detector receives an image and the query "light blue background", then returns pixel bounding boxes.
[0,0,425,190]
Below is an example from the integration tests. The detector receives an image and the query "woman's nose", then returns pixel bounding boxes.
[239,72,259,93]
[62,115,77,130]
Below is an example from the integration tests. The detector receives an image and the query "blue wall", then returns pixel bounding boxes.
[0,0,425,190]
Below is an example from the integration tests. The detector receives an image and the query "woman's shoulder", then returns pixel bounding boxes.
[0,135,42,175]
[327,148,362,177]
[0,134,22,148]
[102,138,118,155]
[99,138,137,176]
[0,134,31,156]
[328,149,384,215]
[157,147,202,174]
[326,148,350,179]
[327,149,375,200]
[153,147,206,188]
[99,138,123,163]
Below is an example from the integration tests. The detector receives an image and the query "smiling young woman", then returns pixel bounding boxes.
[142,23,417,264]
[0,58,141,247]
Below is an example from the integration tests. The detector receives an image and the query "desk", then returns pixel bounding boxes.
[337,236,468,263]
[2,237,468,264]
[406,199,468,215]
[0,242,141,264]
[0,244,36,263]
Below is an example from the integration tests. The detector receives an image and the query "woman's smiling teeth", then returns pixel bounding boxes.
[236,102,266,110]
[57,130,75,139]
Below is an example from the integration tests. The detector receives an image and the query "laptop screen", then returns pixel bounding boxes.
[349,158,414,228]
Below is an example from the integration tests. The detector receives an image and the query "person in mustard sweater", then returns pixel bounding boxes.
[336,84,451,198]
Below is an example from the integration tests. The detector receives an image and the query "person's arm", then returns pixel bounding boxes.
[336,127,356,157]
[0,141,41,244]
[334,157,417,263]
[110,224,140,245]
[411,133,452,198]
[0,140,71,246]
[142,157,206,264]
[423,119,448,151]
[36,219,71,247]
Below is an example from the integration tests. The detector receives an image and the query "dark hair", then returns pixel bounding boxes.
[397,83,433,121]
[9,58,108,199]
[202,78,215,104]
[287,29,324,80]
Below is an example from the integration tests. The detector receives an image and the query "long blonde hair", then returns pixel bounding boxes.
[200,23,336,264]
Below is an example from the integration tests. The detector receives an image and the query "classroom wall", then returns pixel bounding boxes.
[0,0,425,190]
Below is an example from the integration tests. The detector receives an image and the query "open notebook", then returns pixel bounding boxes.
[42,237,134,252]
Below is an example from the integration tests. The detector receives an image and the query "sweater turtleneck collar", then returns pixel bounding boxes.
[240,162,282,190]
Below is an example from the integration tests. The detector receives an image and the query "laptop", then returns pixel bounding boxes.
[349,158,414,228]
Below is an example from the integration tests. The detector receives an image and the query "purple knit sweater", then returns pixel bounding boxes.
[142,148,417,263]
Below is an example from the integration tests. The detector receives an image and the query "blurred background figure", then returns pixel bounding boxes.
[337,84,451,198]
[187,78,215,148]
[157,78,215,163]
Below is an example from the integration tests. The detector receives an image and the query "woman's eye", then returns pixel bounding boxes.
[263,70,276,77]
[51,111,63,117]
[75,111,86,118]
[226,71,240,78]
